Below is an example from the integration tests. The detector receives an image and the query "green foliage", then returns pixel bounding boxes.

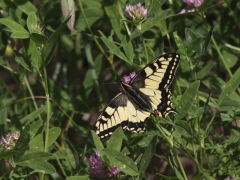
[0,0,239,180]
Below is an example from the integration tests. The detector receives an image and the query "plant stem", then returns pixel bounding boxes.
[24,75,42,120]
[78,1,113,68]
[172,148,188,180]
[211,36,232,77]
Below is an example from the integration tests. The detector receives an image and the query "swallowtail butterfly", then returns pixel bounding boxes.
[94,53,180,140]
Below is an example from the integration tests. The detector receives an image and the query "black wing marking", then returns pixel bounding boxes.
[94,93,150,140]
[139,88,177,117]
[130,53,180,90]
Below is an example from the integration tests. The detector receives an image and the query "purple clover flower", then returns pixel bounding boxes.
[179,0,204,14]
[125,3,147,21]
[0,131,20,150]
[123,71,136,83]
[224,177,237,180]
[88,151,121,178]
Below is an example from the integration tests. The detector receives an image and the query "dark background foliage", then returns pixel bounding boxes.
[0,0,240,179]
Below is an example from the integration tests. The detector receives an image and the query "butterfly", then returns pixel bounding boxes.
[94,53,180,140]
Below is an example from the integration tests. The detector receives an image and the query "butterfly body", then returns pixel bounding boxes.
[95,53,180,140]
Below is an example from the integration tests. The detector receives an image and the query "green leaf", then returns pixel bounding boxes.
[30,33,48,45]
[0,18,28,32]
[173,32,187,57]
[46,127,61,148]
[187,37,202,57]
[174,120,192,137]
[0,107,7,133]
[48,15,71,43]
[0,150,17,160]
[196,62,216,79]
[16,152,53,166]
[14,50,32,72]
[103,1,122,38]
[139,136,157,173]
[66,140,79,171]
[156,174,179,180]
[30,120,43,139]
[22,38,41,71]
[218,99,240,112]
[27,12,38,32]
[77,8,104,30]
[121,29,134,63]
[10,31,29,39]
[107,127,123,151]
[13,124,31,161]
[103,149,139,176]
[176,81,200,120]
[201,25,214,56]
[99,31,129,63]
[29,162,56,174]
[11,0,37,15]
[130,9,170,40]
[67,176,90,180]
[48,79,74,111]
[185,28,198,46]
[42,37,58,66]
[29,134,44,152]
[198,0,213,11]
[218,68,240,107]
[20,106,46,124]
[91,130,104,151]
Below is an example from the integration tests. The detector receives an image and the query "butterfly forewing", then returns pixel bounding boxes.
[95,53,180,140]
[130,53,180,90]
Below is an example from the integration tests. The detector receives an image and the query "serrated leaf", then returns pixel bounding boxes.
[173,32,186,55]
[22,38,41,71]
[13,124,31,161]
